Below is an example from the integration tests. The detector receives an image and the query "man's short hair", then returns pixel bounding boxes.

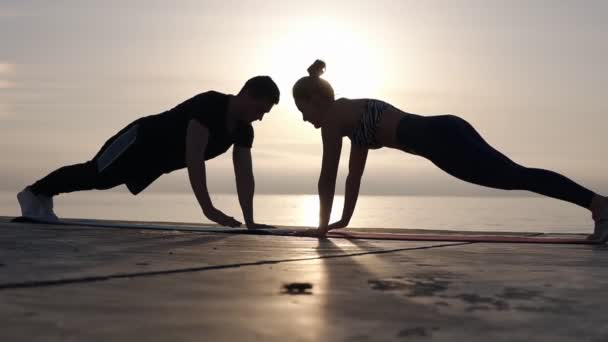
[239,76,280,104]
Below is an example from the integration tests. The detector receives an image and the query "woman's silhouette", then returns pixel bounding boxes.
[293,60,607,241]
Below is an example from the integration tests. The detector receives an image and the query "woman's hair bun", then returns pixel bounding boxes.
[307,60,326,78]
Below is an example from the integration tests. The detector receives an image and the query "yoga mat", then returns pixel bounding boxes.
[9,216,598,244]
[328,230,596,244]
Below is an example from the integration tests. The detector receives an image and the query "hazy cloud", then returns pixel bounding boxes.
[0,102,11,118]
[1,2,606,197]
[0,63,15,117]
[0,10,24,18]
[0,63,14,74]
[0,63,15,94]
[0,104,8,118]
[0,80,15,89]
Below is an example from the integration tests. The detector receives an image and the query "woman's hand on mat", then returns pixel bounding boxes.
[246,222,275,230]
[327,220,348,231]
[204,208,242,227]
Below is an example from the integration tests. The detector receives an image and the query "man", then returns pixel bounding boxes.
[17,76,280,229]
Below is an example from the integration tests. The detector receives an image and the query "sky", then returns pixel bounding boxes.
[1,0,607,197]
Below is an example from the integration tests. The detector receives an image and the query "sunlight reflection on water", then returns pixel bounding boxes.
[0,191,591,233]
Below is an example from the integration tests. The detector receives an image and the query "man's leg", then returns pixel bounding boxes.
[19,160,128,219]
[19,124,139,218]
[29,161,105,197]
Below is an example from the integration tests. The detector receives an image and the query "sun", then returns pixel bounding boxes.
[266,17,386,101]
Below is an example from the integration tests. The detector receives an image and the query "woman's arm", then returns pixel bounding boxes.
[317,127,343,234]
[329,144,368,230]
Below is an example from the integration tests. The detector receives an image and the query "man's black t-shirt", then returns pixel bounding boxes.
[100,91,254,194]
[138,91,253,171]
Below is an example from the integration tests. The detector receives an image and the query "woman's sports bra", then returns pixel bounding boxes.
[349,99,391,149]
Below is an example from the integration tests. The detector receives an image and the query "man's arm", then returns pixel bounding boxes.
[232,146,274,229]
[186,119,240,227]
[233,146,255,224]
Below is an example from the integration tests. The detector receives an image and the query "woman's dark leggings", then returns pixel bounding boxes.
[396,114,595,209]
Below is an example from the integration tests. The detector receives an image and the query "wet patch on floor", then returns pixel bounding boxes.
[448,293,509,311]
[368,279,410,291]
[368,272,456,297]
[442,287,577,314]
[498,287,542,300]
[397,326,439,338]
[344,334,371,342]
[407,279,451,297]
[368,278,451,297]
[368,273,577,314]
[513,303,576,314]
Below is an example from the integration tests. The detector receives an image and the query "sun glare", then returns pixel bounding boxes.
[299,194,320,227]
[297,194,345,228]
[266,17,386,101]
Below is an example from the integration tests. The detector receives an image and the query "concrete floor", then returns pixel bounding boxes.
[1,217,608,342]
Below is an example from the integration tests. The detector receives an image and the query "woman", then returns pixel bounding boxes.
[292,60,608,241]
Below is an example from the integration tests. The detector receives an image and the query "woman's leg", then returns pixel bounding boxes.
[403,115,597,209]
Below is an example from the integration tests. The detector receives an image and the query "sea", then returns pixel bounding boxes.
[0,191,592,234]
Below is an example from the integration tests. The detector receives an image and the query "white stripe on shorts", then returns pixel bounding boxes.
[96,124,139,173]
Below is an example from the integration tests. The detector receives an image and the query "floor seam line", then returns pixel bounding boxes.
[0,242,472,290]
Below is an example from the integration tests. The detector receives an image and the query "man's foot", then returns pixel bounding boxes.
[17,187,44,218]
[38,194,59,221]
[16,187,59,222]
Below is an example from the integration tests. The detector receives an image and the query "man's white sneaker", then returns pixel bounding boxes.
[17,187,44,218]
[38,194,59,221]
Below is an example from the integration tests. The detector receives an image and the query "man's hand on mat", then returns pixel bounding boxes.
[327,220,348,231]
[204,208,242,227]
[246,222,275,230]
